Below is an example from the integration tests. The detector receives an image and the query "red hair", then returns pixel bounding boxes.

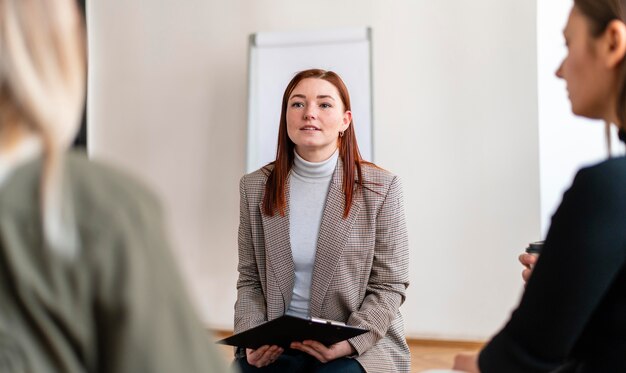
[262,69,368,218]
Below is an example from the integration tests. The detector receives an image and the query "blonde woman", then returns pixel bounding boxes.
[0,0,228,371]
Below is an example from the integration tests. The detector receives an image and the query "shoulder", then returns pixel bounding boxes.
[361,162,397,183]
[0,159,40,222]
[240,164,273,191]
[0,151,163,246]
[573,157,626,196]
[67,151,160,209]
[360,162,402,196]
[578,156,626,178]
[0,151,159,213]
[63,152,164,234]
[561,157,626,216]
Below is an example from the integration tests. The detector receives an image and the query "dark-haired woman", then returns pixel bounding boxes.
[234,69,410,373]
[454,1,626,372]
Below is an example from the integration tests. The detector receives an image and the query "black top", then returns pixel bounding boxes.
[480,157,626,373]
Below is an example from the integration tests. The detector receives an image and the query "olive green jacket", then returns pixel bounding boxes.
[0,152,229,372]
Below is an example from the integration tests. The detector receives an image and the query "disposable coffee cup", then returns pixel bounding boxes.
[525,241,544,268]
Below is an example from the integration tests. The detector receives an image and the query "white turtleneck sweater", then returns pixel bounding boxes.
[286,149,339,318]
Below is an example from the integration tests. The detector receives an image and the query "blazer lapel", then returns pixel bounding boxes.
[259,186,295,314]
[309,158,361,317]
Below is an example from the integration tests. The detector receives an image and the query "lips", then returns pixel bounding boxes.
[300,125,320,131]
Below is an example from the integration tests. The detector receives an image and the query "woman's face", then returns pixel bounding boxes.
[556,6,615,120]
[286,78,351,162]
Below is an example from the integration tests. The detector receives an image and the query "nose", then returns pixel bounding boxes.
[555,60,564,79]
[304,107,316,120]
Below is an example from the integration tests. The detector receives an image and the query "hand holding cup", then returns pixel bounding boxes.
[519,241,543,284]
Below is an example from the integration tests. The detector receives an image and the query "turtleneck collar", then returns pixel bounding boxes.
[293,149,338,180]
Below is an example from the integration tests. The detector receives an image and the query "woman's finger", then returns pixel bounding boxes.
[247,345,271,366]
[291,342,328,363]
[296,341,332,363]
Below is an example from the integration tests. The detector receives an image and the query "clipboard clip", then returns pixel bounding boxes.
[310,316,347,327]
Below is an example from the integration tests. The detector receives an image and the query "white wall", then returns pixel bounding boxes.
[371,1,539,340]
[88,0,539,340]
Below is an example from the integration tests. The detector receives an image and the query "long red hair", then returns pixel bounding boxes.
[262,69,367,218]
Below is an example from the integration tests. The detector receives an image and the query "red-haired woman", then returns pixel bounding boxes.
[234,69,410,373]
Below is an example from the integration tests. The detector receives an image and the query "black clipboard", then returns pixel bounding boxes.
[216,315,367,350]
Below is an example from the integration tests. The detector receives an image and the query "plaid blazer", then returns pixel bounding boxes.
[234,158,410,373]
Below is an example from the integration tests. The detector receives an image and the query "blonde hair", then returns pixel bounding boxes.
[0,0,85,257]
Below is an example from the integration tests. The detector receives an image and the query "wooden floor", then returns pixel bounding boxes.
[213,331,483,372]
[407,339,483,371]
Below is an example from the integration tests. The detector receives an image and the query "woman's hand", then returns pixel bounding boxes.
[246,345,283,367]
[519,253,538,284]
[453,353,480,372]
[290,340,355,363]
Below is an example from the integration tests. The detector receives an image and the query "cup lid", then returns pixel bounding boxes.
[525,240,544,254]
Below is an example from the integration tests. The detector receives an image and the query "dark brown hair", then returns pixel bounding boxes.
[262,69,368,218]
[575,0,626,127]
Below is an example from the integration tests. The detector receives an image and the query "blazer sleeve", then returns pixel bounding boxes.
[347,175,410,355]
[479,164,626,372]
[234,175,267,333]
